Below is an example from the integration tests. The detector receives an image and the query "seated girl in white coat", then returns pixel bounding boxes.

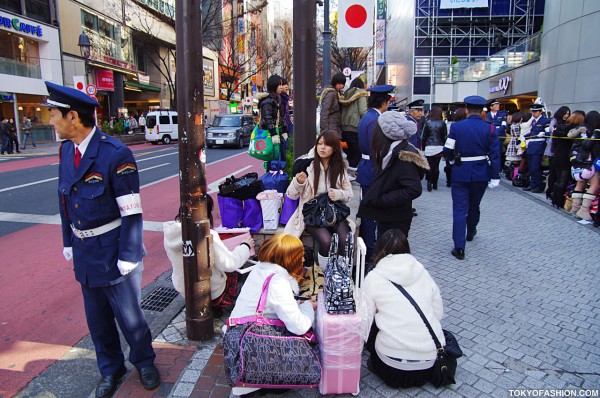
[284,130,353,269]
[364,229,445,388]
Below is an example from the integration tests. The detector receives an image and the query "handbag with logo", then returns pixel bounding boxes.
[223,273,322,388]
[248,125,279,161]
[390,281,463,387]
[324,233,356,314]
[302,193,350,229]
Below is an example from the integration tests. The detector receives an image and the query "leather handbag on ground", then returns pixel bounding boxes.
[223,273,322,388]
[302,193,350,229]
[218,172,264,201]
[391,281,463,387]
[248,125,279,161]
[324,233,356,314]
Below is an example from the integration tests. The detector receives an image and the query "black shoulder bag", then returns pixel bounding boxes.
[390,281,463,387]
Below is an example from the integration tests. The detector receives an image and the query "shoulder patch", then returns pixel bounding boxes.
[84,172,103,184]
[116,162,137,176]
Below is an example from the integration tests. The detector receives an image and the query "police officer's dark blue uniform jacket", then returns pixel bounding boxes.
[58,129,144,287]
[487,104,508,153]
[524,107,551,155]
[356,84,394,187]
[406,99,424,150]
[443,99,501,182]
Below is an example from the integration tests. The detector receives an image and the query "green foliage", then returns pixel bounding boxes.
[285,135,294,180]
[101,120,125,135]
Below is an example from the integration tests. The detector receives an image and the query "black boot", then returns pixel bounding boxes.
[552,184,566,209]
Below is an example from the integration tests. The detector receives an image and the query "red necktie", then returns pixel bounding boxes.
[74,148,81,169]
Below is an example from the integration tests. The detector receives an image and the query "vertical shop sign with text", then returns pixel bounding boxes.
[375,0,386,65]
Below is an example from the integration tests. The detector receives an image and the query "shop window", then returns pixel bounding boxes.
[0,30,41,78]
[0,0,21,13]
[413,77,431,95]
[82,10,97,31]
[25,0,51,24]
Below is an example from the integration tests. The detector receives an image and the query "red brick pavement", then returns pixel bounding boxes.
[113,342,230,398]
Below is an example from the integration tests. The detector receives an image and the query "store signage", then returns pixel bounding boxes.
[440,0,488,9]
[489,73,513,96]
[0,15,43,37]
[96,70,115,91]
[138,73,150,85]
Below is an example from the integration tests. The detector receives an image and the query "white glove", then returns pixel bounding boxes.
[272,134,281,145]
[117,260,139,276]
[488,179,500,189]
[63,247,73,261]
[537,132,546,137]
[281,132,289,141]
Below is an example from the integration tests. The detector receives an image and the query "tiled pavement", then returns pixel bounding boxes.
[118,173,599,398]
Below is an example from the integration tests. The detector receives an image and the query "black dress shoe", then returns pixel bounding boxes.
[466,229,477,242]
[139,365,160,390]
[451,248,465,260]
[96,366,126,398]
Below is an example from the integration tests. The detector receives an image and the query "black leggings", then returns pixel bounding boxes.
[305,221,351,257]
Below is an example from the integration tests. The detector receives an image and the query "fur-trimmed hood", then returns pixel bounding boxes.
[320,86,342,101]
[399,147,430,171]
[340,87,367,106]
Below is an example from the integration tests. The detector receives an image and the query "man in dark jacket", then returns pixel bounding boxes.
[0,116,11,155]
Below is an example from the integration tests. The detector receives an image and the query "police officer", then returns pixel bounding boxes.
[356,84,393,263]
[523,103,551,193]
[406,99,425,150]
[487,99,508,176]
[45,81,160,398]
[443,96,500,260]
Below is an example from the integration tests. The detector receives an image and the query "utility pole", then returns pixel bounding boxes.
[293,0,317,158]
[175,0,214,341]
[322,0,331,88]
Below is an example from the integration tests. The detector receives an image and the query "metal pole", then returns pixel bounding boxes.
[175,0,214,341]
[293,0,317,159]
[322,0,331,88]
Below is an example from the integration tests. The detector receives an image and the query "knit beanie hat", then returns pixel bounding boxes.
[377,111,417,141]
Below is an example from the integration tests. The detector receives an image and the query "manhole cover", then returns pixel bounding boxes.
[141,287,179,312]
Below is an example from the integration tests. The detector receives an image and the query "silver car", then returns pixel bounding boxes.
[206,114,255,148]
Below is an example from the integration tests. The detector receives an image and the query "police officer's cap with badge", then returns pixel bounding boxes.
[407,99,425,110]
[367,84,395,95]
[463,95,487,109]
[489,99,500,107]
[42,81,100,115]
[530,103,544,112]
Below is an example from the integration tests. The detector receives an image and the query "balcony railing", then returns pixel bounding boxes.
[0,57,42,79]
[434,32,541,84]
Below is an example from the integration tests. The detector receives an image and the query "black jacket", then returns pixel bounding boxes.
[258,93,285,136]
[422,120,448,148]
[358,141,429,222]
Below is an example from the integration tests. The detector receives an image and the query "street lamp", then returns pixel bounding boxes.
[78,30,91,84]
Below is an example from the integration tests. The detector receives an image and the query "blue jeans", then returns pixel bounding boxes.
[21,132,36,148]
[1,135,11,154]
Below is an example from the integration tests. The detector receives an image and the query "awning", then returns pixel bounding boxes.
[124,81,161,92]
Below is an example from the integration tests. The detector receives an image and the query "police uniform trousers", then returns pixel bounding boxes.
[359,184,377,262]
[81,271,156,376]
[451,182,487,250]
[526,153,543,190]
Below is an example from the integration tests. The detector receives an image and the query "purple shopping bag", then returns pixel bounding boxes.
[242,198,263,232]
[217,194,243,228]
[279,195,299,225]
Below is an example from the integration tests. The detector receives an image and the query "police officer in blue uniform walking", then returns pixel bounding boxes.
[356,84,393,262]
[443,96,500,260]
[487,99,508,177]
[45,81,160,398]
[406,99,425,150]
[523,103,551,193]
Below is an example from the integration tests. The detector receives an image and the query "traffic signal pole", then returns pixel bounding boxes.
[175,0,214,340]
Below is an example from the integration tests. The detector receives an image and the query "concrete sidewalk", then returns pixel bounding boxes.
[106,172,600,398]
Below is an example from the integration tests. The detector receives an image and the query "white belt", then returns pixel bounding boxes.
[528,138,545,142]
[71,218,122,239]
[461,156,487,162]
[362,154,370,160]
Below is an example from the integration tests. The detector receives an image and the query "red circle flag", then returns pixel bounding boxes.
[76,82,84,90]
[345,4,367,28]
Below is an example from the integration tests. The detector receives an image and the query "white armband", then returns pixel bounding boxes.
[444,138,456,150]
[501,121,507,126]
[116,193,143,216]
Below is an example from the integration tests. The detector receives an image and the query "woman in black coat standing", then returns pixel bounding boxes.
[422,106,448,191]
[358,111,429,238]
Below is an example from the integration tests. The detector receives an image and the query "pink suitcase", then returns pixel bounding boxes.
[315,237,366,395]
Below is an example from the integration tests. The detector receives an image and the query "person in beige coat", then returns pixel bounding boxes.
[284,131,354,269]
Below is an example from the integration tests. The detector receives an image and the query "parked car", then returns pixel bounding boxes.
[206,114,255,149]
[145,110,178,144]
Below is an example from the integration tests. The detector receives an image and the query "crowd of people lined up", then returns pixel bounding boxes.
[0,115,36,155]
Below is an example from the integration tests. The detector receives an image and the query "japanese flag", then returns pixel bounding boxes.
[337,0,375,48]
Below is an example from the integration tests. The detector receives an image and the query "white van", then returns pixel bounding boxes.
[145,110,178,144]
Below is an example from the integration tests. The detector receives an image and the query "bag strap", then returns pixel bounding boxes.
[225,273,277,327]
[390,281,443,351]
[256,273,276,314]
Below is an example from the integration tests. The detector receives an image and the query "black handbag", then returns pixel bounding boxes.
[390,281,463,388]
[218,172,265,201]
[302,193,350,228]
